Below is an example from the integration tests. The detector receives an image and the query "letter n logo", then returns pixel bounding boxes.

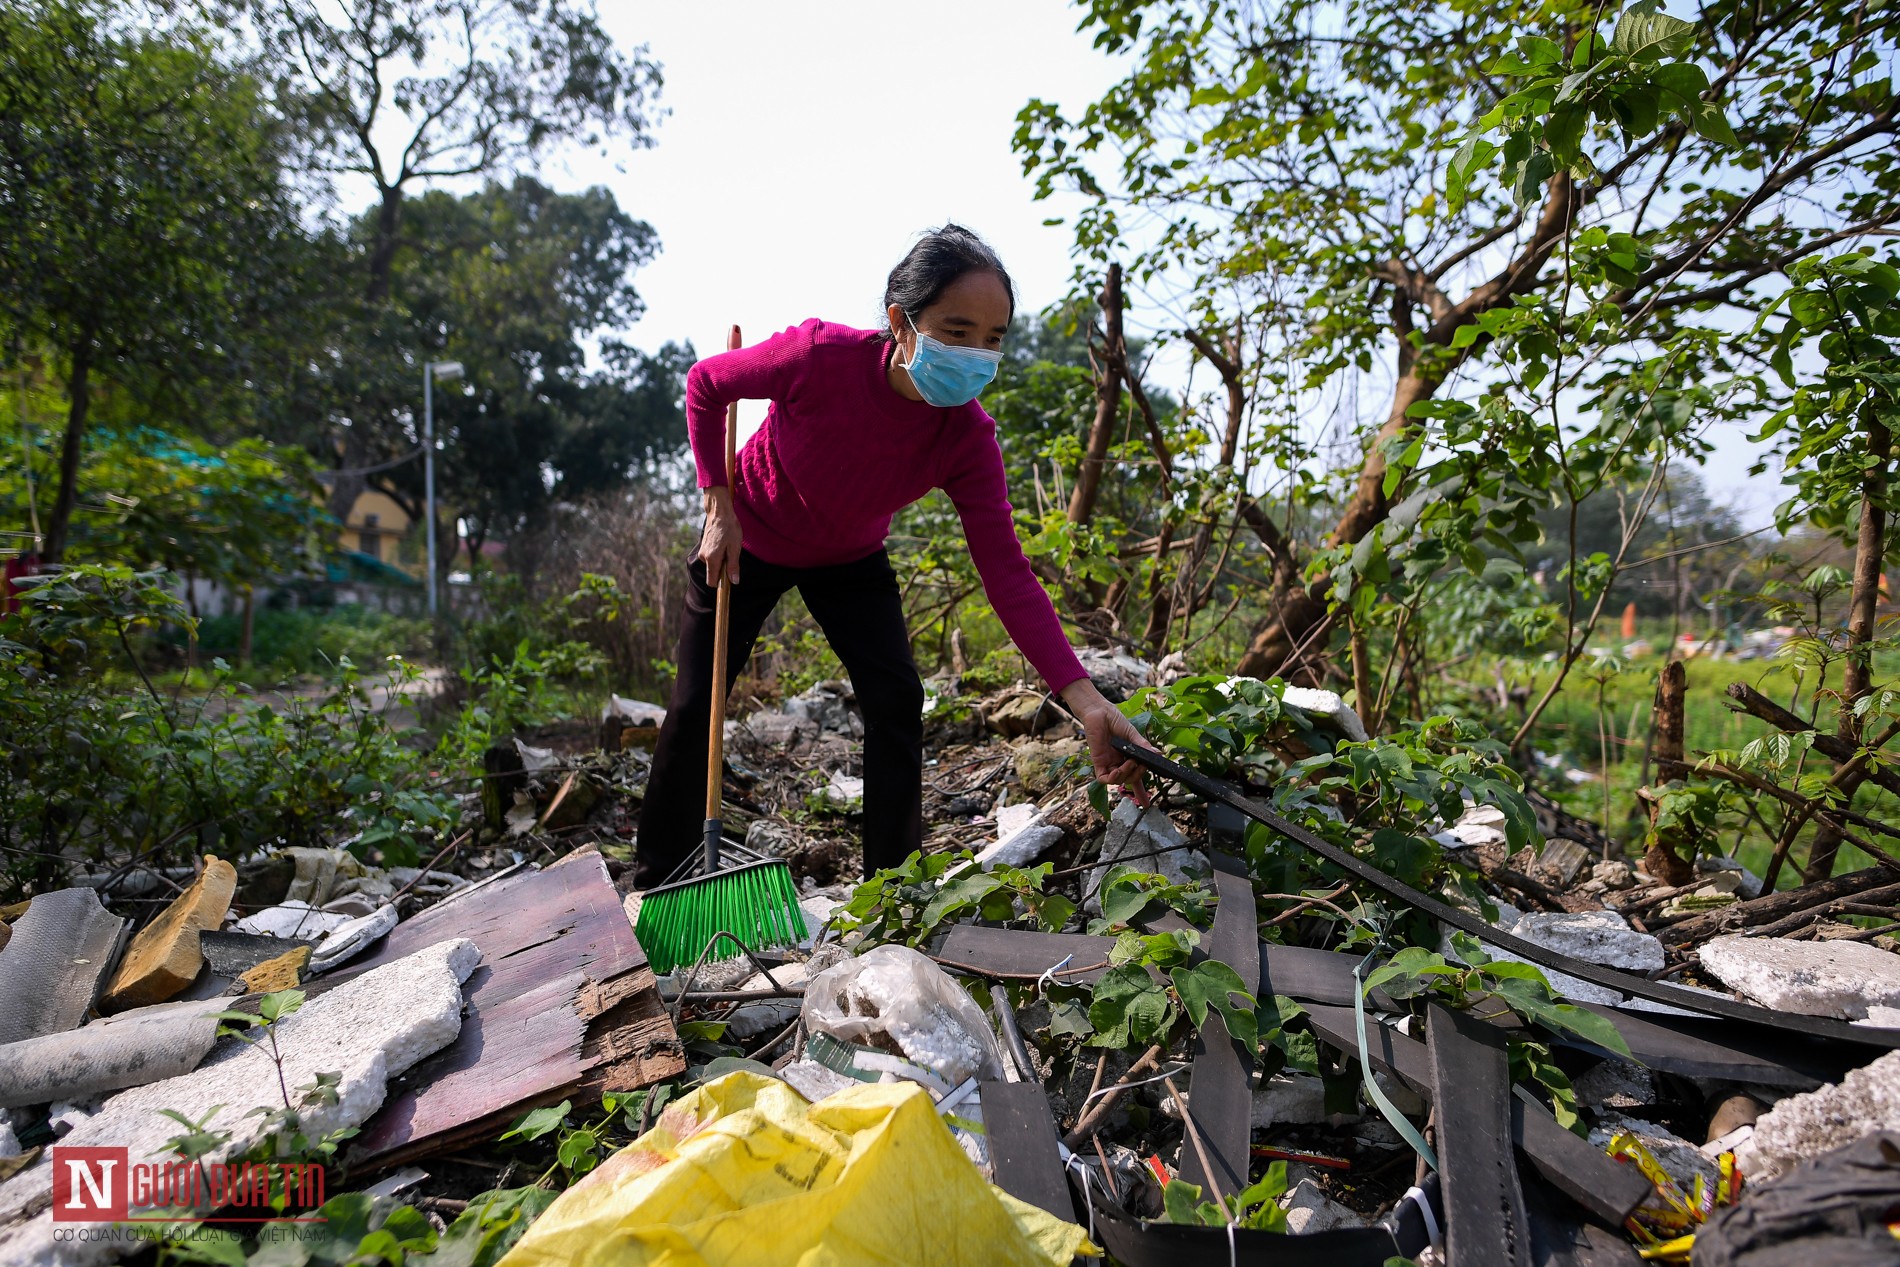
[52,1147,128,1222]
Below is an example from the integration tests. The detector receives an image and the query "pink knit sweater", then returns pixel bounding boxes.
[686,319,1086,692]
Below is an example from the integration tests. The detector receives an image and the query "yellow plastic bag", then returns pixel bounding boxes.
[497,1071,1096,1267]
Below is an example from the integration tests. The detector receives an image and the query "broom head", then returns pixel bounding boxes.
[633,855,805,976]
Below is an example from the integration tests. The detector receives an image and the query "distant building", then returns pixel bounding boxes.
[336,489,423,578]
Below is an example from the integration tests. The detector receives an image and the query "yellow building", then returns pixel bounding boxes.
[338,489,423,577]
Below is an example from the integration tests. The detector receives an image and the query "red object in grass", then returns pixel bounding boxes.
[1250,1145,1351,1171]
[1146,1154,1172,1186]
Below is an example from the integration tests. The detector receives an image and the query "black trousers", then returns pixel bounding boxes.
[633,547,924,888]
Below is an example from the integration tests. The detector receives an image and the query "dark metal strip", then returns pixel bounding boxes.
[981,1078,1077,1221]
[1112,738,1900,1050]
[1429,1003,1532,1267]
[1173,858,1258,1198]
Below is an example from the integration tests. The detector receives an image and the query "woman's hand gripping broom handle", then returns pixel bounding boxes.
[704,324,742,871]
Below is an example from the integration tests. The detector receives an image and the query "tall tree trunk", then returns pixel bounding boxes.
[1165,324,1248,649]
[365,185,405,303]
[1068,263,1125,525]
[1807,399,1890,879]
[1234,172,1578,679]
[42,341,92,564]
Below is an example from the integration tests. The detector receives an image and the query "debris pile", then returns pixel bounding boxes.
[7,658,1900,1265]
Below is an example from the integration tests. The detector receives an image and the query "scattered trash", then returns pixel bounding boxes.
[494,1072,1091,1267]
[0,939,479,1262]
[804,944,1005,1086]
[0,888,126,1044]
[308,902,399,974]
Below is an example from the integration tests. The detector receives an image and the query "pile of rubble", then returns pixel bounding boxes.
[7,650,1900,1264]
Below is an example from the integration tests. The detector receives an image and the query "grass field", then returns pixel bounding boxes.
[1503,637,1897,885]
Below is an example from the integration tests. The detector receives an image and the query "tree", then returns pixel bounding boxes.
[363,177,687,561]
[0,1,303,562]
[1016,0,1900,688]
[229,0,665,519]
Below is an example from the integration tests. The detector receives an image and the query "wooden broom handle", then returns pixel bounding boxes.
[704,324,741,822]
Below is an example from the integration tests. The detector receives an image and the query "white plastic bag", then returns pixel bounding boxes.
[802,944,1004,1085]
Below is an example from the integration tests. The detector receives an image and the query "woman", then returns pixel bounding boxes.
[633,225,1147,889]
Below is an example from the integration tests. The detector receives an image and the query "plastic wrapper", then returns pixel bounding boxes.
[801,944,1005,1085]
[495,1071,1093,1267]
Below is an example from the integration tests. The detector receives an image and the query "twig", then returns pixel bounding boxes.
[1062,1043,1165,1149]
[1164,1074,1229,1215]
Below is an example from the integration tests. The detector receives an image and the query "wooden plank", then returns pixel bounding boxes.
[331,850,680,1167]
[1173,855,1256,1200]
[1428,1003,1530,1267]
[981,1079,1075,1221]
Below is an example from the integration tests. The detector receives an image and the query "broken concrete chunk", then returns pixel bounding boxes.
[198,929,314,980]
[281,846,365,906]
[0,999,220,1108]
[976,803,1064,870]
[1251,1072,1328,1128]
[1742,1048,1900,1183]
[101,857,237,1013]
[1699,935,1900,1021]
[237,944,312,994]
[1075,648,1152,702]
[724,961,810,1039]
[0,939,477,1265]
[104,858,239,1018]
[233,899,351,940]
[820,771,865,810]
[1280,685,1369,743]
[1589,1113,1720,1193]
[985,691,1066,739]
[1591,860,1637,890]
[0,888,126,1044]
[1510,910,1665,973]
[783,681,863,738]
[1280,1177,1366,1234]
[1695,856,1763,900]
[781,1060,858,1104]
[308,903,399,975]
[1084,798,1207,914]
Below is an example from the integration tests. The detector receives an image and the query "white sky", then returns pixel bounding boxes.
[559,1,1126,443]
[535,1,1777,519]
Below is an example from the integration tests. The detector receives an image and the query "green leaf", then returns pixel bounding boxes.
[921,870,1003,931]
[1609,11,1695,62]
[499,1100,570,1144]
[1171,959,1258,1046]
[431,1186,561,1267]
[1543,103,1586,162]
[1363,947,1462,999]
[1691,103,1739,146]
[1089,963,1179,1048]
[1163,1178,1207,1226]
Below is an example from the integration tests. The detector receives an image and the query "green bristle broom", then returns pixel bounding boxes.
[635,325,806,977]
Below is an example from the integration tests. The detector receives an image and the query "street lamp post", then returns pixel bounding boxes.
[423,360,464,618]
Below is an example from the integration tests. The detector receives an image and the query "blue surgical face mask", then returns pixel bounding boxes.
[900,316,1003,407]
